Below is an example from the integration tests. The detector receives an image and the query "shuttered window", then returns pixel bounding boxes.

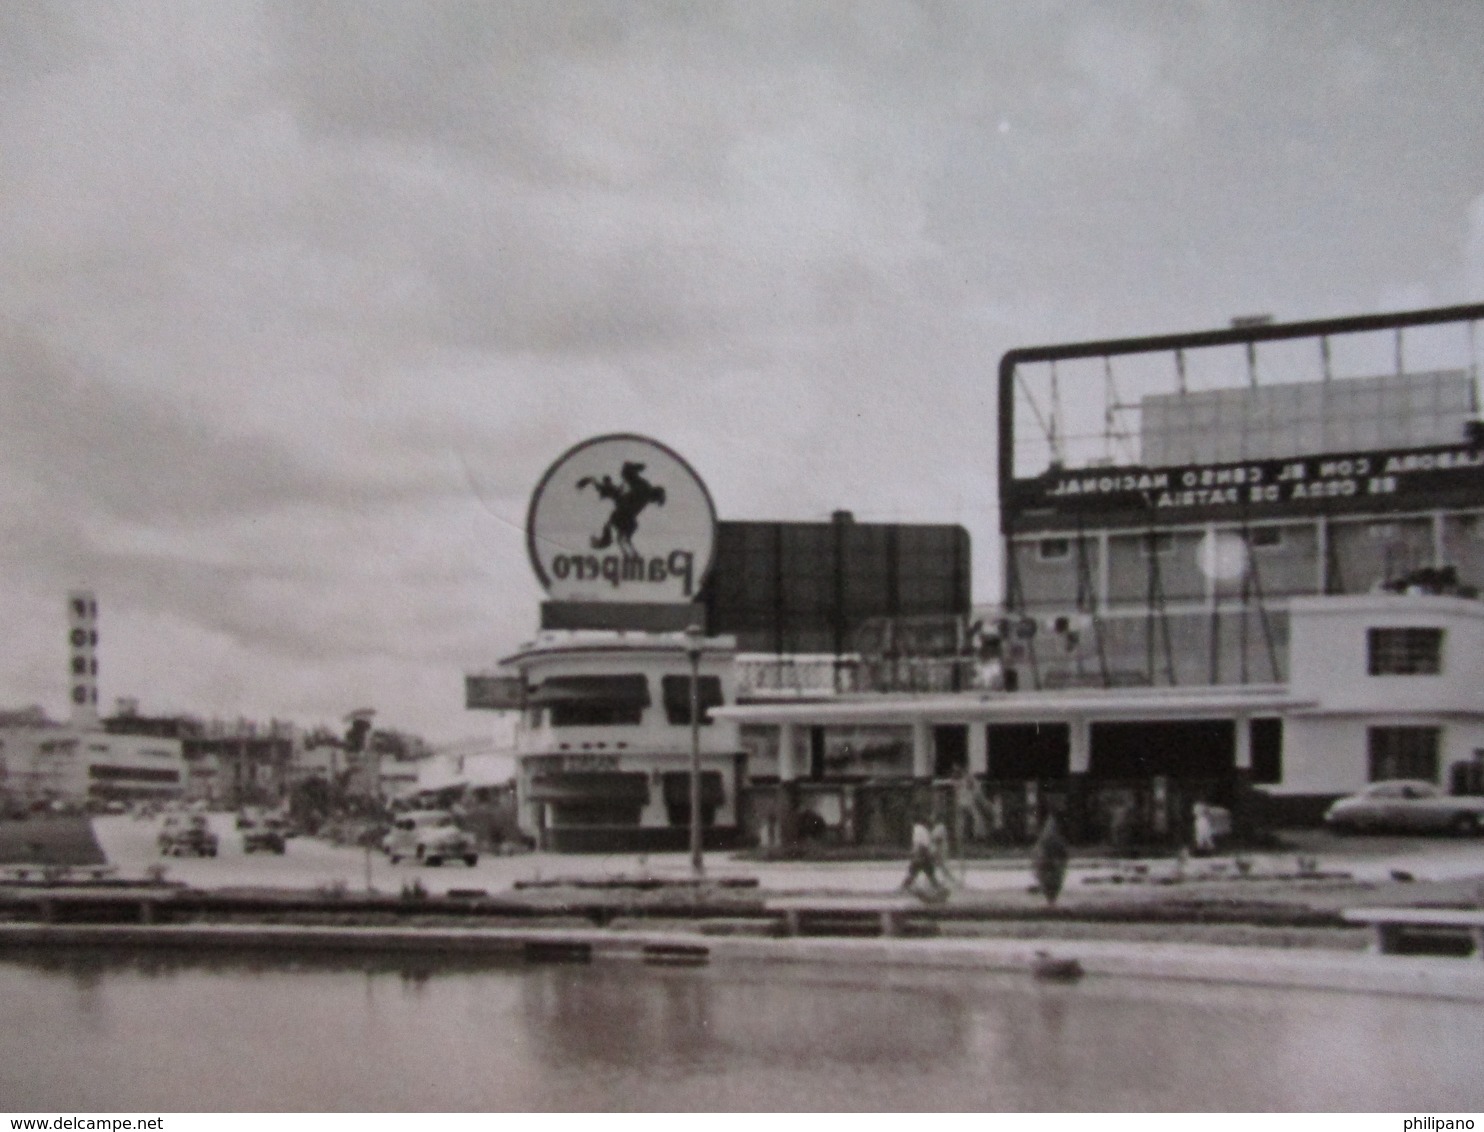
[660,676,724,725]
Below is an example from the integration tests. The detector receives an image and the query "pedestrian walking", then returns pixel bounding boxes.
[1032,813,1070,906]
[899,814,943,894]
[1192,801,1216,856]
[954,766,988,842]
[930,814,953,889]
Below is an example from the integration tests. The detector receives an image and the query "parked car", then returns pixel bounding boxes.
[241,816,287,855]
[1324,780,1484,836]
[382,810,479,866]
[158,813,219,857]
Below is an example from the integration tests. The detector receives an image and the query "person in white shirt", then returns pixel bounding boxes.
[900,814,943,892]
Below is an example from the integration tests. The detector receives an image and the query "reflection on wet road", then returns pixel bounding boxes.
[1,949,1479,1111]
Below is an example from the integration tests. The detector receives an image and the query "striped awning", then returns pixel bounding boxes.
[526,772,651,803]
[526,674,651,708]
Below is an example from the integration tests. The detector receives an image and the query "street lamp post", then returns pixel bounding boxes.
[684,624,705,879]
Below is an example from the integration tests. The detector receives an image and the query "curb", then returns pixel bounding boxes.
[1,920,1481,1002]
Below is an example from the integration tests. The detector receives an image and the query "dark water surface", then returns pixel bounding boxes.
[1,948,1479,1111]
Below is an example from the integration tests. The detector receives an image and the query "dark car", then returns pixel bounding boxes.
[241,816,287,854]
[158,813,219,857]
[1324,780,1484,836]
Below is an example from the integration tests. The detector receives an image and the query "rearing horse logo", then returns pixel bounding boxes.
[576,462,667,554]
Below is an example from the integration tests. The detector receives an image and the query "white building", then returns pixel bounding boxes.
[0,718,185,809]
[496,630,743,852]
[718,590,1484,841]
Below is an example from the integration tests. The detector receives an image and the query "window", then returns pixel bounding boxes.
[531,675,651,727]
[1368,727,1440,783]
[1250,718,1283,785]
[1139,532,1175,557]
[87,765,180,783]
[1037,538,1070,562]
[1247,526,1283,549]
[661,771,725,827]
[1367,628,1443,675]
[660,675,724,725]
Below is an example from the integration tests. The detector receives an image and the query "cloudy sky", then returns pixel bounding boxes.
[3,1,1484,742]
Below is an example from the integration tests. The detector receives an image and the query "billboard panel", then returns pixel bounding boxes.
[701,518,971,654]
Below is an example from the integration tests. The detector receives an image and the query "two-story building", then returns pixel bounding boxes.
[496,630,743,852]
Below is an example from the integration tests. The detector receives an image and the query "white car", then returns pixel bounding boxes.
[1324,780,1484,836]
[382,810,479,866]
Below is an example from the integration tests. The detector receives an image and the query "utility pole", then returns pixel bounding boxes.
[684,625,705,880]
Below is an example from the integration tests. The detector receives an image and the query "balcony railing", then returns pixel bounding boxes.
[737,654,996,698]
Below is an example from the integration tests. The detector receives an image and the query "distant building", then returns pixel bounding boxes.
[103,707,297,807]
[0,708,184,809]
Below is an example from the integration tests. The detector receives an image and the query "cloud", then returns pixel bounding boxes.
[2,1,1484,736]
[1467,193,1484,300]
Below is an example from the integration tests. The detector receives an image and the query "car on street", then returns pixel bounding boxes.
[158,813,220,857]
[1323,780,1484,836]
[241,815,288,854]
[382,810,479,866]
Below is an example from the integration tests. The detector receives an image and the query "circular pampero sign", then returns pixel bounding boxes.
[526,434,718,604]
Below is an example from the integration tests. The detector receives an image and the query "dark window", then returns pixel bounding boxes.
[549,801,643,826]
[72,657,87,675]
[933,725,968,778]
[1250,718,1283,785]
[660,675,724,725]
[1367,628,1443,675]
[1248,526,1283,549]
[987,723,1070,780]
[1368,727,1440,783]
[531,675,651,727]
[1088,720,1235,779]
[72,686,89,704]
[88,765,180,783]
[71,629,87,648]
[661,771,725,827]
[551,700,644,726]
[1038,538,1070,562]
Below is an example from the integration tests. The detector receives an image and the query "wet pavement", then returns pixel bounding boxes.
[83,813,1484,908]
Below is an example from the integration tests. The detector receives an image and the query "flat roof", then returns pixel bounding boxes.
[715,683,1313,726]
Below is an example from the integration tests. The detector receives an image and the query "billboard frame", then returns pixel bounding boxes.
[997,303,1484,536]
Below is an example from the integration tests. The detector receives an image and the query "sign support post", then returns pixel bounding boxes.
[685,624,705,880]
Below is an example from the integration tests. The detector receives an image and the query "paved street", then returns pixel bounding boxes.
[89,813,1484,897]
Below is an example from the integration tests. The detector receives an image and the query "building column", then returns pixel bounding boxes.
[1316,516,1330,594]
[911,718,932,779]
[968,723,988,777]
[1234,714,1252,772]
[777,723,798,782]
[777,722,799,852]
[1097,530,1111,612]
[1069,717,1091,775]
[1066,717,1092,843]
